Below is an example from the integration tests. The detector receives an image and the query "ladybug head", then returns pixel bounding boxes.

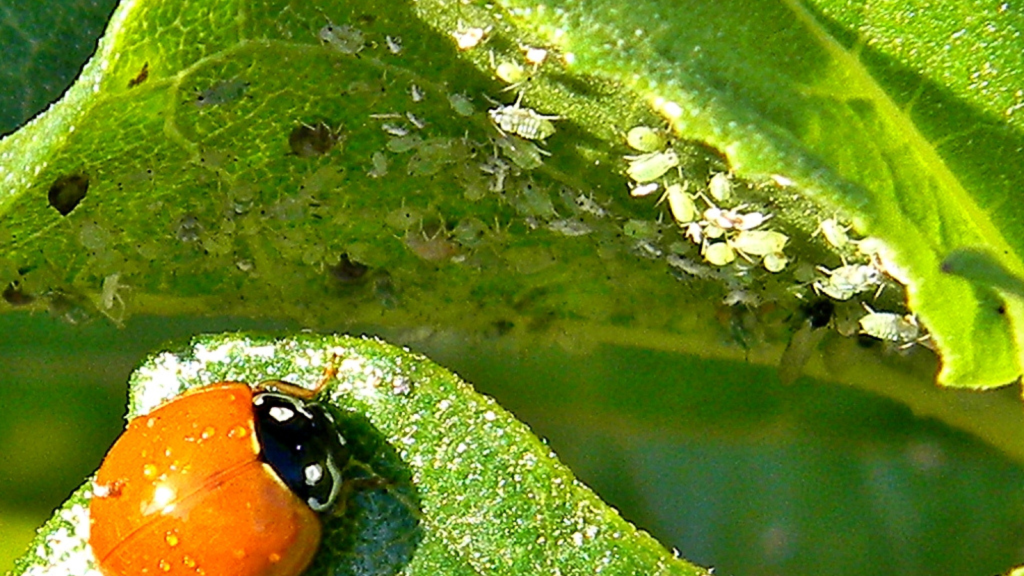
[252,392,351,513]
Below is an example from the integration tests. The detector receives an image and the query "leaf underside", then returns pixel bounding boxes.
[0,4,1021,378]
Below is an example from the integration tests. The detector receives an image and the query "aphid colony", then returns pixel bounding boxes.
[624,127,788,273]
[621,126,927,349]
[307,13,929,353]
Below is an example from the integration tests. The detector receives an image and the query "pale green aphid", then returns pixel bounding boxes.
[625,149,679,182]
[660,183,696,224]
[623,219,660,241]
[496,61,526,84]
[448,93,476,117]
[625,126,667,153]
[703,241,736,266]
[762,251,788,273]
[319,22,365,54]
[368,151,388,178]
[816,217,850,249]
[195,79,248,107]
[814,263,881,301]
[708,172,732,203]
[858,304,920,345]
[729,230,789,256]
[495,134,547,170]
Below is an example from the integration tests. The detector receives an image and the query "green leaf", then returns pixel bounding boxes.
[0,0,1020,388]
[474,0,1024,386]
[0,0,118,136]
[10,332,707,576]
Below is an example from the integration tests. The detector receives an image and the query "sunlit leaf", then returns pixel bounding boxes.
[11,333,707,576]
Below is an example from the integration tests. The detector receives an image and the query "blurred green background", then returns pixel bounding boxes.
[3,312,1024,576]
[3,1,1024,575]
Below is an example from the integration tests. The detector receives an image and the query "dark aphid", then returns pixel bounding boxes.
[777,299,835,384]
[128,62,149,88]
[289,122,341,157]
[48,173,89,216]
[802,299,835,329]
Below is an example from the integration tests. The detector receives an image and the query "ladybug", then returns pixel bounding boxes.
[89,374,350,576]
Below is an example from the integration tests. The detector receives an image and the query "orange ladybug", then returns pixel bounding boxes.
[89,378,349,576]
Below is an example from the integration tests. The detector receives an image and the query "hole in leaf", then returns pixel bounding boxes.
[47,173,89,215]
[329,254,370,284]
[2,281,34,306]
[289,121,341,157]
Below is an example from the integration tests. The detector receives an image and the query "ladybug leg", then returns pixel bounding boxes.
[313,352,342,393]
[327,462,395,518]
[255,379,318,399]
[257,354,342,399]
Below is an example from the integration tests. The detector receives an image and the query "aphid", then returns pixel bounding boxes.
[858,304,920,345]
[547,219,591,236]
[623,219,660,241]
[479,156,511,192]
[523,46,548,66]
[814,263,882,301]
[448,93,476,117]
[703,242,736,266]
[488,94,558,140]
[736,211,770,230]
[762,251,789,273]
[633,239,664,259]
[778,300,835,384]
[494,134,547,170]
[405,226,459,261]
[708,172,732,203]
[409,84,425,102]
[386,135,422,153]
[703,223,725,240]
[406,112,427,130]
[660,183,696,224]
[452,27,487,50]
[496,61,526,84]
[195,79,248,107]
[319,22,364,54]
[574,193,607,218]
[629,181,659,197]
[666,254,716,279]
[128,62,149,88]
[289,121,341,157]
[728,230,789,257]
[385,35,403,54]
[815,217,850,249]
[625,126,666,153]
[723,289,760,307]
[625,149,679,182]
[368,151,388,178]
[700,203,769,231]
[683,222,703,244]
[381,122,409,137]
[100,272,125,312]
[511,181,557,218]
